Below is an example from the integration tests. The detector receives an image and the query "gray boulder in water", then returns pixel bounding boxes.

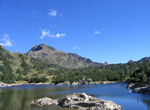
[32,93,122,110]
[31,97,58,106]
[58,93,122,110]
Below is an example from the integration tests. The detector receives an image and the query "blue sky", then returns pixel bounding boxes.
[0,0,150,64]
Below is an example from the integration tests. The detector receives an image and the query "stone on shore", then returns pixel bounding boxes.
[132,85,150,94]
[127,83,146,89]
[31,97,58,106]
[0,82,9,88]
[127,83,150,94]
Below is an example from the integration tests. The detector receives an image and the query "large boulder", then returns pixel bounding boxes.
[31,97,58,106]
[32,93,121,110]
[58,93,122,110]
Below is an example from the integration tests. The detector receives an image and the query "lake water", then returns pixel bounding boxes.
[0,83,150,110]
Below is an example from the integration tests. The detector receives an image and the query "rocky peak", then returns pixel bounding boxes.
[128,60,134,63]
[26,44,103,69]
[28,44,56,52]
[68,53,93,64]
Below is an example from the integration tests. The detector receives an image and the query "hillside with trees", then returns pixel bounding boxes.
[0,44,150,84]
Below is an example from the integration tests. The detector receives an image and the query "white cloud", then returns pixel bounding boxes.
[40,29,50,39]
[56,33,66,38]
[73,46,80,50]
[48,10,57,16]
[40,29,66,39]
[0,34,13,47]
[94,30,100,35]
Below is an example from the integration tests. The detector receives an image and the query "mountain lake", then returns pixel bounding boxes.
[0,83,150,110]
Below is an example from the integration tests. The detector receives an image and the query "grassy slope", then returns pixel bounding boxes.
[0,46,60,83]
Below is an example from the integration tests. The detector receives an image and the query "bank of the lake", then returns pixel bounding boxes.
[0,83,150,110]
[127,83,150,94]
[2,81,121,87]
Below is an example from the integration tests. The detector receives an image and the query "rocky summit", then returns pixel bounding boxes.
[27,44,104,69]
[32,93,122,110]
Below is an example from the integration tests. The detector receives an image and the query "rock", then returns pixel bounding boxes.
[71,82,79,85]
[63,81,70,85]
[54,80,120,86]
[132,85,150,94]
[56,81,71,85]
[0,82,9,88]
[127,83,135,89]
[127,83,146,89]
[32,93,121,110]
[55,81,104,86]
[27,44,104,69]
[51,83,55,85]
[127,83,150,94]
[58,93,122,110]
[31,97,58,106]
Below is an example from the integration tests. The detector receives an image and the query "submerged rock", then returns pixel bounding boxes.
[32,93,122,110]
[31,97,58,106]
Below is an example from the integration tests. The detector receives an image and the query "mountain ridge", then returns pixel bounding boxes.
[26,44,104,69]
[1,44,150,84]
[127,57,150,64]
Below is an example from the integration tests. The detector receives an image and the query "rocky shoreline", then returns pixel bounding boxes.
[51,78,121,85]
[0,82,10,88]
[32,93,122,110]
[127,83,150,94]
[0,80,121,88]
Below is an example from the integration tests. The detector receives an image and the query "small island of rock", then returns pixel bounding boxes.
[32,93,122,110]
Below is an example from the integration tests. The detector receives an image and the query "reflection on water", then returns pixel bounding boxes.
[0,84,150,110]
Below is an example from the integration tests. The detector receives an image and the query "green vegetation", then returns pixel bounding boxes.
[0,45,150,84]
[0,46,58,83]
[52,62,150,84]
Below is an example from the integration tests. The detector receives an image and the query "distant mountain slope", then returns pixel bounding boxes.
[128,57,150,64]
[137,57,150,63]
[1,44,150,84]
[26,44,104,69]
[0,45,58,83]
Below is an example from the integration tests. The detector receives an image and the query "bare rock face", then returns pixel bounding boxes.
[58,93,122,110]
[27,44,104,69]
[31,97,58,106]
[31,93,122,110]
